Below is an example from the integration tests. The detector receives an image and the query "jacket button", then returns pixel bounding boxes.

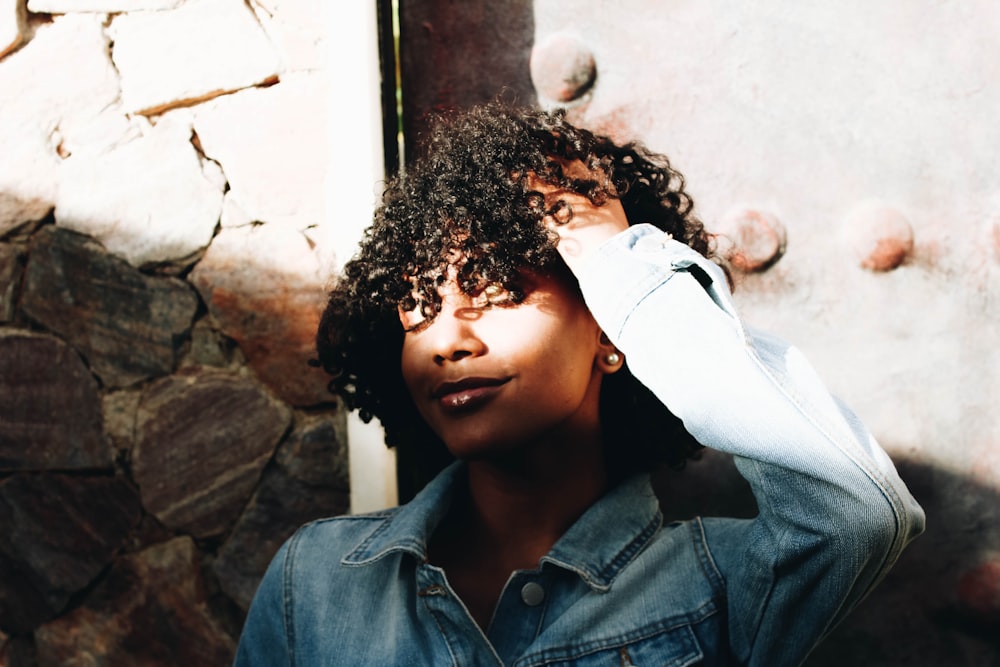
[520,581,545,607]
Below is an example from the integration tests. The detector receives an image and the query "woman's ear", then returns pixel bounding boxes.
[596,331,624,374]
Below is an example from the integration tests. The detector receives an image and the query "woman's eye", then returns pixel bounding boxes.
[403,318,432,333]
[398,307,424,332]
[475,282,514,307]
[398,296,432,332]
[483,282,506,300]
[399,281,523,333]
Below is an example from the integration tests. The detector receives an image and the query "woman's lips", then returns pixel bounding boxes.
[433,377,511,412]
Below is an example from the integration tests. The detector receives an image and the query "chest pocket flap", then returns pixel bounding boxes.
[517,620,705,667]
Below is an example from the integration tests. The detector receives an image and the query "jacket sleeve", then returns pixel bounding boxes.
[233,538,294,667]
[576,224,925,664]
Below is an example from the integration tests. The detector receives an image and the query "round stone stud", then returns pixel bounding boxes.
[715,207,787,272]
[530,33,596,103]
[844,201,914,271]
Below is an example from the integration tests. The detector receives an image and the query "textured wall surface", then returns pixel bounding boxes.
[527,1,999,663]
[0,1,351,663]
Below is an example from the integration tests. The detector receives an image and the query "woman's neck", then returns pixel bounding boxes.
[428,421,609,630]
[462,447,607,560]
[433,430,608,573]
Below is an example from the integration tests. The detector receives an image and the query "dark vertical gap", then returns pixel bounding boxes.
[378,0,414,504]
[395,0,537,162]
[376,0,401,178]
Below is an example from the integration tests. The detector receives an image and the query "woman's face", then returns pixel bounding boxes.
[399,268,607,461]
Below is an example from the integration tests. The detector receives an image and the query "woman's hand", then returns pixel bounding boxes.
[535,182,630,275]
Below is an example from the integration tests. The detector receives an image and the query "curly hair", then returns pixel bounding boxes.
[317,103,721,488]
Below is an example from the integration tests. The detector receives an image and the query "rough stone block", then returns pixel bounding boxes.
[0,631,35,666]
[21,226,199,388]
[55,115,224,268]
[109,0,280,115]
[0,329,111,470]
[0,0,26,60]
[0,14,124,233]
[189,224,332,406]
[0,243,24,322]
[219,191,255,228]
[179,319,244,369]
[0,116,58,235]
[214,411,348,609]
[0,474,142,633]
[192,74,328,231]
[101,388,141,455]
[0,13,121,137]
[133,367,292,538]
[250,0,327,72]
[11,15,134,164]
[34,537,235,667]
[28,0,183,12]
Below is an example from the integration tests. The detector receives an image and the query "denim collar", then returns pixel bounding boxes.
[342,462,663,593]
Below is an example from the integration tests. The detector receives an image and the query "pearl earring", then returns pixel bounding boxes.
[606,351,621,365]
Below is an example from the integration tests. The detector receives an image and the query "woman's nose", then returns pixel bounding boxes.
[428,295,488,365]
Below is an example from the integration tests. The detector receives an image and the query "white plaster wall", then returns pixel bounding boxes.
[327,2,399,514]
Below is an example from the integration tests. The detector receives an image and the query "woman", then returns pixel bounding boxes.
[235,103,924,666]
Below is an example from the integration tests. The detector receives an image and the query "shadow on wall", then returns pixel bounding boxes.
[810,456,1000,665]
[657,449,1000,664]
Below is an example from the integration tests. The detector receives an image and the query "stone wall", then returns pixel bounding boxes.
[0,1,350,664]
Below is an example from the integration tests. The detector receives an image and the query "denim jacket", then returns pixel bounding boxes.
[235,225,924,666]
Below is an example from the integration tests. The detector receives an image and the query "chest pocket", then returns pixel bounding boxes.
[520,622,704,667]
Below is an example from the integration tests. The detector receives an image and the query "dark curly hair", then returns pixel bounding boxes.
[317,103,721,489]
